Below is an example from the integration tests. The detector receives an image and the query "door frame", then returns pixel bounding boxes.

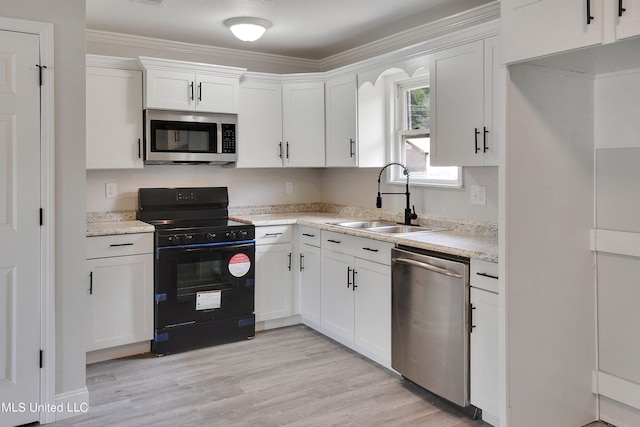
[0,16,55,424]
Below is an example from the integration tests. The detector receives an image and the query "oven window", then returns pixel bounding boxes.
[176,258,229,299]
[151,120,216,153]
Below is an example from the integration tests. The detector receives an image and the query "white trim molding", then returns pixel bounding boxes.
[590,229,640,258]
[593,370,640,412]
[53,387,90,422]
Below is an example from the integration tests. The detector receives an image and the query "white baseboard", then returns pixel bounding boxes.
[591,229,640,258]
[53,387,90,422]
[256,315,302,332]
[86,341,151,364]
[593,370,640,411]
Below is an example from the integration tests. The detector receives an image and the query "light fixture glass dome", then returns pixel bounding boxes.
[224,17,271,42]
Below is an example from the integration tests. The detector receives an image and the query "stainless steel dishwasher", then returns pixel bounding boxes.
[391,246,470,407]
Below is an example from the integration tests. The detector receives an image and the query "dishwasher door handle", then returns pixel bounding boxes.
[392,257,463,278]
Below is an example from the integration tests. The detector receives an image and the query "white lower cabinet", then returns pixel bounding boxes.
[255,225,293,323]
[298,226,321,328]
[85,233,154,354]
[319,230,393,368]
[470,259,500,426]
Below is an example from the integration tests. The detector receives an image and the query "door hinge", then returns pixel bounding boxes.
[36,64,48,86]
[40,350,44,368]
[40,208,43,226]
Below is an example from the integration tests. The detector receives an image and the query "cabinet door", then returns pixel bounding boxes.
[430,40,485,167]
[255,243,293,322]
[483,35,502,167]
[283,82,326,167]
[299,243,321,327]
[86,254,153,352]
[237,80,284,168]
[501,0,604,64]
[320,249,354,342]
[616,0,640,40]
[195,74,239,114]
[470,287,500,421]
[144,69,195,111]
[86,67,143,169]
[354,258,391,367]
[325,75,357,167]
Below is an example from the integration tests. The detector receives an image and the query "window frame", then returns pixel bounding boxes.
[387,72,463,188]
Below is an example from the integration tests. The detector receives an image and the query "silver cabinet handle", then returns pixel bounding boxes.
[476,272,498,280]
[392,257,462,278]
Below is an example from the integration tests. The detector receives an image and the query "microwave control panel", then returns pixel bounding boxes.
[221,123,236,153]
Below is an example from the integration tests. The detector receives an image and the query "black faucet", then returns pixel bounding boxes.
[376,162,418,226]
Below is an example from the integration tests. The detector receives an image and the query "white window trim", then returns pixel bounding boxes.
[386,71,463,188]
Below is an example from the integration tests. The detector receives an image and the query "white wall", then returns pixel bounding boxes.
[320,166,498,223]
[1,0,87,404]
[504,65,596,427]
[87,167,323,212]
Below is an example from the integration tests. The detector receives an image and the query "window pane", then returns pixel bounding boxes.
[405,86,430,130]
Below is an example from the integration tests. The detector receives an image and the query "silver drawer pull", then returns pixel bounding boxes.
[302,233,316,237]
[327,239,341,244]
[110,243,134,247]
[362,247,379,252]
[262,233,283,237]
[392,257,462,278]
[476,272,498,280]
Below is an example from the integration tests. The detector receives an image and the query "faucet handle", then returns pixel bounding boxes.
[411,205,417,219]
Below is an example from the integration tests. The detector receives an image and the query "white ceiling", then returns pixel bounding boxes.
[85,0,493,60]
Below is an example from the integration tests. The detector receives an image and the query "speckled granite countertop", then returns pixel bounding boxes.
[86,220,155,237]
[230,212,498,263]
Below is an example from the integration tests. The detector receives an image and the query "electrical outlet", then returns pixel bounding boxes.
[470,185,486,206]
[105,182,117,198]
[285,182,293,194]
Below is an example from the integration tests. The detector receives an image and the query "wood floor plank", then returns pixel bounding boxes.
[49,325,489,427]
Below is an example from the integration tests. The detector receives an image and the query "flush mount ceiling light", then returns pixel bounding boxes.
[224,17,271,42]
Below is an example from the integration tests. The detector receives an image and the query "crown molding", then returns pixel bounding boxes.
[319,1,500,71]
[85,29,321,73]
[86,1,499,74]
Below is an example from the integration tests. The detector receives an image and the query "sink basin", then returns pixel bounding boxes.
[334,220,396,229]
[367,225,437,234]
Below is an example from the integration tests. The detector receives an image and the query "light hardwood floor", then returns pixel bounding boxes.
[50,325,492,427]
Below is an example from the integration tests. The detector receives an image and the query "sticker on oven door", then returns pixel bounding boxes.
[196,290,221,311]
[229,253,251,277]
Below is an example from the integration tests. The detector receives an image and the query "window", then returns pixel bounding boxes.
[389,74,461,187]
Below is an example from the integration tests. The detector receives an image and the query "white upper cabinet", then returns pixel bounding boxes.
[86,57,144,169]
[430,37,500,167]
[325,75,357,167]
[502,0,640,64]
[238,77,325,168]
[282,81,326,167]
[237,78,284,168]
[139,57,245,114]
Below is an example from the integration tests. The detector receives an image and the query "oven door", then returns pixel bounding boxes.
[155,241,255,329]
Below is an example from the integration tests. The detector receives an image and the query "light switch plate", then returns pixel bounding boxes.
[470,185,486,206]
[285,182,293,194]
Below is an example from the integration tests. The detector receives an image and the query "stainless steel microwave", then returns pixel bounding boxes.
[144,110,237,165]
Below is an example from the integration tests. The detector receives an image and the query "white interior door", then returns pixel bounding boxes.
[0,29,42,427]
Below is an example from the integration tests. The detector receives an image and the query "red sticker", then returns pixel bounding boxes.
[229,253,251,277]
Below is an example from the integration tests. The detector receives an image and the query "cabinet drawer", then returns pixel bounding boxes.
[321,230,393,265]
[86,233,153,259]
[255,225,292,244]
[321,230,351,254]
[470,259,499,293]
[298,225,321,247]
[351,238,394,266]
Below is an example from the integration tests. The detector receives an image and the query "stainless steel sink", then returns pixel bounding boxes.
[333,220,396,229]
[367,225,439,234]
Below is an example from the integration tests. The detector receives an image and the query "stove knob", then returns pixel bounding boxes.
[238,230,248,239]
[184,234,193,242]
[206,232,217,241]
[170,235,183,244]
[226,230,237,240]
